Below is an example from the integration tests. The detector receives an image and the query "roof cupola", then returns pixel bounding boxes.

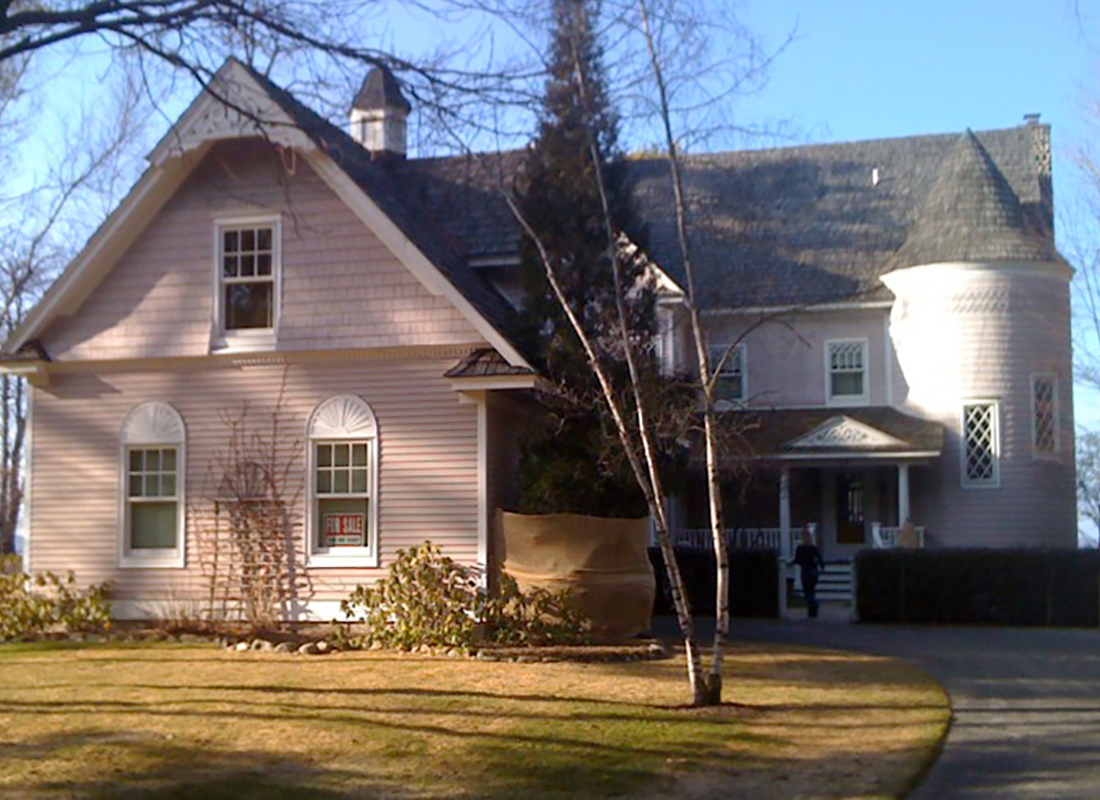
[350,66,410,160]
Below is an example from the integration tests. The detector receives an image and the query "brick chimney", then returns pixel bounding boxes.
[350,66,410,160]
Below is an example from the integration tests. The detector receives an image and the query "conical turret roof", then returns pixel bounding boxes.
[352,66,411,113]
[885,130,1056,271]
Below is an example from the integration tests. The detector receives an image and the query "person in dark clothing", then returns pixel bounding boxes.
[791,530,826,618]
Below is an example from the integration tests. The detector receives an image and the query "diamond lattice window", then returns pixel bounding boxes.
[963,403,998,487]
[1033,377,1057,456]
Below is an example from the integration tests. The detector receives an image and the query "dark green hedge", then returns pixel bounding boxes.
[855,549,1100,626]
[649,547,778,618]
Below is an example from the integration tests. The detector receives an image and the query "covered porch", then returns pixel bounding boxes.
[670,408,943,560]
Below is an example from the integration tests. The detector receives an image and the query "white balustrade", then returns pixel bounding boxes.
[672,527,786,551]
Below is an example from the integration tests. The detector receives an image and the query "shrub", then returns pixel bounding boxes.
[856,548,1100,626]
[649,547,779,618]
[0,555,113,640]
[340,542,590,650]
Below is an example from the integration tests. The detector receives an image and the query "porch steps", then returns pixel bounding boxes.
[816,560,854,604]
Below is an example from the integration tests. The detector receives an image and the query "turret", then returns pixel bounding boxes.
[881,128,1074,547]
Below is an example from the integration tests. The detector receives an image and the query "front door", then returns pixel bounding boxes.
[836,473,865,546]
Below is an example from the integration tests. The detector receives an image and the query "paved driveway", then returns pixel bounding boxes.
[713,615,1100,798]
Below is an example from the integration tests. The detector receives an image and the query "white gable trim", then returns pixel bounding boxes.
[786,415,906,450]
[148,59,315,167]
[8,60,530,371]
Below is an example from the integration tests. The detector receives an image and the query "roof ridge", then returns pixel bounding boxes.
[616,124,1041,164]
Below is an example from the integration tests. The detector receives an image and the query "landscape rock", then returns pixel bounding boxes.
[273,642,295,653]
[298,642,320,655]
[250,639,274,652]
[234,642,251,652]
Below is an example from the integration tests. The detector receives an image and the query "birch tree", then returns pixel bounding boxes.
[634,0,730,704]
[509,0,707,704]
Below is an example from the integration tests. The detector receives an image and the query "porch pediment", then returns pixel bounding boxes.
[718,406,943,463]
[785,416,906,451]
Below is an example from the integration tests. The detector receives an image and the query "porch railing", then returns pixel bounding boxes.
[870,522,926,549]
[671,522,925,553]
[673,527,788,552]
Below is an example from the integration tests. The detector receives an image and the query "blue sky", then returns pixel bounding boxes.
[735,0,1095,148]
[710,1,1100,428]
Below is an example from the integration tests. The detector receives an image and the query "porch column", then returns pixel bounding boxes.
[897,464,911,524]
[779,467,792,559]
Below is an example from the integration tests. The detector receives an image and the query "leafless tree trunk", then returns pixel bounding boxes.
[506,191,707,703]
[634,0,776,703]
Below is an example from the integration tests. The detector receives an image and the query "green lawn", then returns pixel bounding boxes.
[0,641,949,798]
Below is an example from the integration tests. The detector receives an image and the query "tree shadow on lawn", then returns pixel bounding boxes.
[0,729,392,799]
[0,695,780,762]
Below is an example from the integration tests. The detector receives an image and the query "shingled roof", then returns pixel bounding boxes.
[243,65,1060,321]
[625,126,1056,308]
[396,124,1056,310]
[884,130,1059,271]
[352,66,411,113]
[239,63,524,358]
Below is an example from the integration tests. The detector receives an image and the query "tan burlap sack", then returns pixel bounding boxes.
[499,511,655,639]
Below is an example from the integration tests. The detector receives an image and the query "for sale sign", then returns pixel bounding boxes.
[324,513,365,547]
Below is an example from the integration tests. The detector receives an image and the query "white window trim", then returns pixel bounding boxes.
[1030,373,1059,459]
[960,400,1001,490]
[118,402,187,569]
[306,395,380,568]
[709,341,747,404]
[824,338,870,407]
[212,214,282,353]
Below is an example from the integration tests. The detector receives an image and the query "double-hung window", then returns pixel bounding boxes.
[119,402,186,568]
[961,401,999,489]
[708,342,746,403]
[1032,375,1058,457]
[307,395,380,567]
[215,217,280,349]
[826,339,869,406]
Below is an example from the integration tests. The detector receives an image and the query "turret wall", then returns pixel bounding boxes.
[883,262,1075,547]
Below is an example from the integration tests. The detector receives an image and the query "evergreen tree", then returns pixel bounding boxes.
[518,0,648,378]
[515,0,654,515]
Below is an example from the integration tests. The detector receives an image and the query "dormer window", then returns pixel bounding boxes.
[826,339,869,406]
[215,216,280,350]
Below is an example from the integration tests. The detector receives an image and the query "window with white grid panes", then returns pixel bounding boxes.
[962,402,999,488]
[1032,376,1058,456]
[827,340,867,403]
[314,441,371,549]
[219,224,276,331]
[708,343,745,402]
[126,447,179,550]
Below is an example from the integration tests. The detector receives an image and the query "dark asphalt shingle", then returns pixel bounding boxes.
[884,130,1059,271]
[240,62,526,360]
[352,66,411,112]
